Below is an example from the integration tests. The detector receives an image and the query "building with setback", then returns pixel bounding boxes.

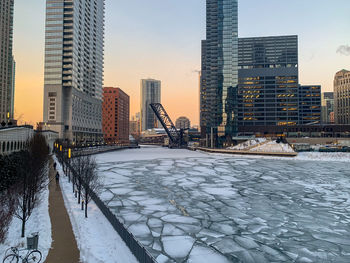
[237,36,300,126]
[334,69,350,124]
[43,0,105,143]
[200,0,239,146]
[140,79,161,131]
[0,0,15,123]
[238,36,321,127]
[102,87,129,145]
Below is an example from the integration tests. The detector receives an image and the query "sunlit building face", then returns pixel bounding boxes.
[43,0,105,143]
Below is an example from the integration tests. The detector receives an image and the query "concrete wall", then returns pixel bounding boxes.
[0,126,34,155]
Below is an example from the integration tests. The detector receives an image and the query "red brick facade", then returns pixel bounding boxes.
[102,87,130,145]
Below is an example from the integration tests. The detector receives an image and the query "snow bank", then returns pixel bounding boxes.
[0,183,51,261]
[227,138,266,150]
[249,140,295,153]
[55,158,139,263]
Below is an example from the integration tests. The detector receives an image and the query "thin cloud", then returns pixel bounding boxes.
[337,45,350,56]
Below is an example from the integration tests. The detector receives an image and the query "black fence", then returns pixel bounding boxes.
[63,159,156,263]
[89,190,156,263]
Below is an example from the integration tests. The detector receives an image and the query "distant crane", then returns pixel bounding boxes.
[150,103,187,148]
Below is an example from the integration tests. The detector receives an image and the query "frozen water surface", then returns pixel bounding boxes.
[96,146,350,262]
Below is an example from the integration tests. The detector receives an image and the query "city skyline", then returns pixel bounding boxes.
[12,0,350,126]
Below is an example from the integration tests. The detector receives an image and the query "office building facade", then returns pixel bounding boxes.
[299,85,321,124]
[0,0,15,123]
[102,87,129,145]
[43,0,105,143]
[200,0,239,146]
[140,79,161,131]
[237,35,322,127]
[321,92,334,124]
[175,116,191,130]
[237,35,299,126]
[334,69,350,124]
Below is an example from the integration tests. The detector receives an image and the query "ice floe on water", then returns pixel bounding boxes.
[95,146,350,262]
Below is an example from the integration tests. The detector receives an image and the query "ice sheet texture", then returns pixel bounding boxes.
[96,146,350,263]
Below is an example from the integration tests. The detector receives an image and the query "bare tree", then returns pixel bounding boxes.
[0,186,18,242]
[0,152,23,242]
[14,134,49,237]
[81,156,100,218]
[14,150,34,237]
[71,155,90,204]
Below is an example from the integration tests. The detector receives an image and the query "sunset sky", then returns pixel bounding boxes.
[13,0,350,126]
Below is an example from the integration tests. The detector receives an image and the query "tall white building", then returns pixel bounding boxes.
[334,69,350,124]
[43,0,105,143]
[0,0,15,123]
[140,79,161,131]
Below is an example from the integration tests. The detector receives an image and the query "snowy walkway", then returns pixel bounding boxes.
[55,158,139,263]
[46,160,80,263]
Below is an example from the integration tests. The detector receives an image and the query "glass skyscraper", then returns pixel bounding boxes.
[0,0,15,123]
[200,0,239,147]
[140,79,161,131]
[43,0,105,144]
[141,79,161,131]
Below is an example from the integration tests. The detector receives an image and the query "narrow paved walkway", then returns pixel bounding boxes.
[46,159,80,263]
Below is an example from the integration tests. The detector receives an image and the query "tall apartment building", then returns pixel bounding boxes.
[200,0,239,146]
[0,0,15,123]
[102,87,129,145]
[237,36,299,126]
[140,79,161,131]
[334,69,350,124]
[43,0,105,143]
[321,92,334,124]
[175,116,191,130]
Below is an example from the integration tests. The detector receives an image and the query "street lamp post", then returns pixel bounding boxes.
[68,148,71,182]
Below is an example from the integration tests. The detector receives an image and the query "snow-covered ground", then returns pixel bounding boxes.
[227,138,266,150]
[249,140,295,153]
[0,183,51,262]
[96,146,350,263]
[55,159,139,263]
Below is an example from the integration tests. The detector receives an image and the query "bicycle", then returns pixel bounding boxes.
[3,233,42,263]
[2,247,42,263]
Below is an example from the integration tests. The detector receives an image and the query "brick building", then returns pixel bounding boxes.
[102,87,130,145]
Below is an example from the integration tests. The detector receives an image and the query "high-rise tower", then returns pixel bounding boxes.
[200,0,239,147]
[334,69,350,124]
[43,0,105,143]
[140,79,161,131]
[0,0,15,123]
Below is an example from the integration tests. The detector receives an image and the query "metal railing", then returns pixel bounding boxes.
[89,190,156,263]
[64,160,156,263]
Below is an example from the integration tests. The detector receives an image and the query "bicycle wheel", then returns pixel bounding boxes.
[2,254,19,263]
[26,250,42,263]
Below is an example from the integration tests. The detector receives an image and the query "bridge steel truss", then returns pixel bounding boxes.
[150,103,185,148]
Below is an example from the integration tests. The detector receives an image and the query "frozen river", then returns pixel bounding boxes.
[96,146,350,263]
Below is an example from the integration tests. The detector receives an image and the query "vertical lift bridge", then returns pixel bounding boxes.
[150,103,187,148]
